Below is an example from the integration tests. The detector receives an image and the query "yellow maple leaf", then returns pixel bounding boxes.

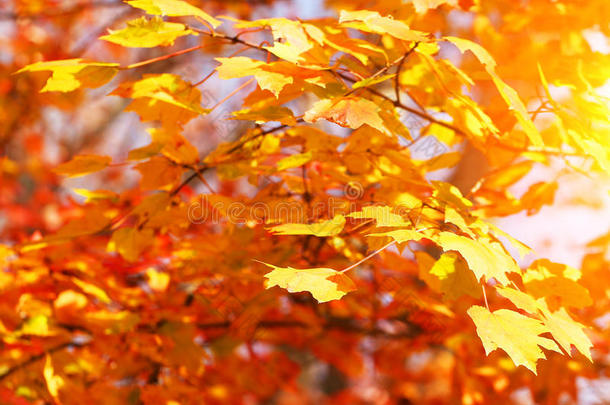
[111,74,208,127]
[268,215,346,237]
[304,97,389,134]
[100,16,196,48]
[215,57,293,98]
[429,252,481,301]
[276,151,312,171]
[339,10,428,42]
[108,227,154,262]
[436,232,518,285]
[412,0,458,14]
[445,36,543,146]
[261,262,356,303]
[16,59,119,92]
[227,17,313,63]
[539,304,593,361]
[467,305,560,374]
[126,0,220,28]
[347,206,410,227]
[369,229,428,243]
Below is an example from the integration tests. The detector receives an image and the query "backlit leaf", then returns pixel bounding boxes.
[276,151,312,171]
[126,0,221,28]
[100,16,196,47]
[17,59,119,92]
[111,74,208,127]
[215,57,293,97]
[268,215,346,237]
[53,155,112,178]
[467,305,560,374]
[304,97,388,134]
[261,262,356,303]
[436,232,518,285]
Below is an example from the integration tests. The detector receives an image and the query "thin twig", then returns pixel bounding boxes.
[340,240,396,273]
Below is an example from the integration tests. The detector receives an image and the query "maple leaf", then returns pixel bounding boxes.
[16,59,119,92]
[445,36,543,146]
[53,155,112,177]
[226,17,313,63]
[539,305,593,361]
[369,229,428,243]
[126,0,221,28]
[111,74,208,127]
[276,151,313,171]
[352,73,396,89]
[412,0,458,14]
[467,305,560,374]
[339,10,428,42]
[304,97,389,134]
[268,215,346,237]
[100,16,196,48]
[129,128,199,164]
[436,232,518,285]
[108,227,154,262]
[523,259,592,309]
[135,156,183,190]
[347,206,410,227]
[231,106,298,126]
[428,252,481,301]
[261,262,356,303]
[215,57,293,98]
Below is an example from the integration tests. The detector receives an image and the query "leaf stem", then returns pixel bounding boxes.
[123,45,205,70]
[340,240,396,273]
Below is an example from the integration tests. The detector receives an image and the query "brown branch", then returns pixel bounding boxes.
[395,43,420,104]
[0,340,89,382]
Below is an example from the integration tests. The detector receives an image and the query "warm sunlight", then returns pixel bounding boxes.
[1,0,609,403]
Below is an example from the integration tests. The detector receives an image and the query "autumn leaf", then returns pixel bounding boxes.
[135,156,183,190]
[215,57,293,97]
[369,229,428,243]
[108,227,155,262]
[231,106,297,126]
[100,16,196,47]
[428,252,481,300]
[5,0,608,400]
[304,97,389,134]
[436,232,518,285]
[126,0,221,28]
[445,36,543,146]
[276,151,312,171]
[539,304,593,361]
[412,0,458,14]
[352,73,396,90]
[261,262,356,302]
[339,10,428,42]
[523,259,592,310]
[467,305,560,374]
[347,206,410,227]
[44,355,64,402]
[268,215,346,237]
[16,59,119,92]
[53,155,112,177]
[112,74,208,127]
